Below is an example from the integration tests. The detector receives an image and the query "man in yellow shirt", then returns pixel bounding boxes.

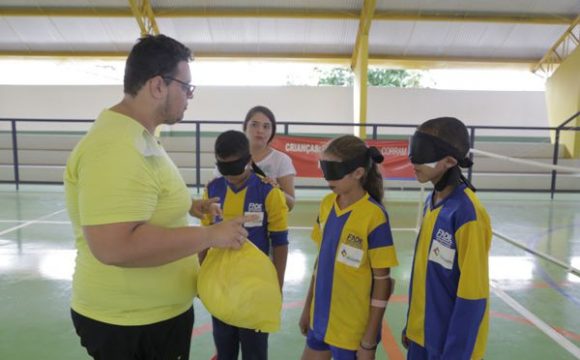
[64,34,252,360]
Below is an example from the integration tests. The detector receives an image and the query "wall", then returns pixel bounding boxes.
[0,85,548,137]
[545,46,580,158]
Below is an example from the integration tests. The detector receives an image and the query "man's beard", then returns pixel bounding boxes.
[161,98,183,125]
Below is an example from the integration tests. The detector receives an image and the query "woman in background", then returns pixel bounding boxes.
[243,105,296,211]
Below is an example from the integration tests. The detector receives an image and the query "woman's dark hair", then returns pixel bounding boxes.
[124,34,192,97]
[243,105,277,143]
[418,117,470,157]
[215,130,266,177]
[324,135,384,203]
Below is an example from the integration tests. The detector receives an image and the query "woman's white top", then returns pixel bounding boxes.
[212,148,296,179]
[255,148,296,179]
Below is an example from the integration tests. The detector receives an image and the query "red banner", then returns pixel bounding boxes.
[270,135,415,179]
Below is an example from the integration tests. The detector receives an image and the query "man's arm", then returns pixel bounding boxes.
[83,215,253,267]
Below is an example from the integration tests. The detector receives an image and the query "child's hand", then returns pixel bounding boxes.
[356,346,376,360]
[298,306,310,336]
[190,197,222,219]
[401,333,410,349]
[204,197,223,218]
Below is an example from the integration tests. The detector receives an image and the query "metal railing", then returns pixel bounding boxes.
[550,111,580,199]
[1,115,579,197]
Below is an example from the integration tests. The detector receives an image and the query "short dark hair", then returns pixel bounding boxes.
[124,34,192,96]
[418,117,470,157]
[243,105,277,143]
[215,130,250,160]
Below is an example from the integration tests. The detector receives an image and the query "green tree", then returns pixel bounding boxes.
[317,67,354,86]
[316,67,423,88]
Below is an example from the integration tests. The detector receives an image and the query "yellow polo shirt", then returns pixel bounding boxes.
[64,109,198,325]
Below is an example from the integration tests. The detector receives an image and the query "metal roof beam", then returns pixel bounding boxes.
[351,0,376,69]
[351,0,376,137]
[0,50,538,69]
[127,0,159,36]
[533,15,580,76]
[0,7,574,25]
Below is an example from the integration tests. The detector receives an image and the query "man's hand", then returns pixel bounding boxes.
[207,214,258,249]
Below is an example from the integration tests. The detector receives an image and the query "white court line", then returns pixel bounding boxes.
[491,281,580,359]
[0,209,67,237]
[494,230,580,278]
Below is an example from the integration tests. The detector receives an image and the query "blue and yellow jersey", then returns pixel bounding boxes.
[202,173,288,254]
[309,192,398,350]
[406,184,491,360]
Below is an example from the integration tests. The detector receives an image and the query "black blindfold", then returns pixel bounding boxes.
[216,154,251,176]
[320,147,384,181]
[408,131,472,168]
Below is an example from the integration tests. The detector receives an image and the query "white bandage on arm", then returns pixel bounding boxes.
[371,299,388,308]
[373,274,390,280]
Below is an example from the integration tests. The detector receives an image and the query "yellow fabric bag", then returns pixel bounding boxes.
[197,241,282,333]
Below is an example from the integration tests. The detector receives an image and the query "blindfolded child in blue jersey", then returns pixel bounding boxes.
[403,117,492,360]
[200,130,289,360]
[300,135,399,360]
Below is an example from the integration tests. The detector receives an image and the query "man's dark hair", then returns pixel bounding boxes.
[418,117,470,157]
[243,105,277,143]
[124,34,192,96]
[215,130,250,160]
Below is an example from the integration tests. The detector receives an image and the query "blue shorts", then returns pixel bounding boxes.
[407,341,441,360]
[306,330,356,360]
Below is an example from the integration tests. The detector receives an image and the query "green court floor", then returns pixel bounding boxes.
[1,187,579,359]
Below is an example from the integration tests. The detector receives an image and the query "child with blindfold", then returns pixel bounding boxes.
[300,135,399,360]
[200,130,289,360]
[403,117,491,360]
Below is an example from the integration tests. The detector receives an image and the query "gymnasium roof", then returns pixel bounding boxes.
[0,0,578,70]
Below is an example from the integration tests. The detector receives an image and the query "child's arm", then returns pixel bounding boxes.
[265,187,289,290]
[358,267,394,357]
[198,248,208,264]
[272,245,288,290]
[299,271,315,336]
[441,219,491,359]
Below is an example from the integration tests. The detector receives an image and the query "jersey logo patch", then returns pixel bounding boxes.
[428,229,456,270]
[337,243,363,268]
[244,211,264,227]
[346,233,363,249]
[248,203,263,212]
[435,228,454,248]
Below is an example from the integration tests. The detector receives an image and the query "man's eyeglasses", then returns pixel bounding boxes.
[162,76,196,96]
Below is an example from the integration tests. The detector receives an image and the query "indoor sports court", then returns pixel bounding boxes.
[1,1,580,360]
[1,188,579,359]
